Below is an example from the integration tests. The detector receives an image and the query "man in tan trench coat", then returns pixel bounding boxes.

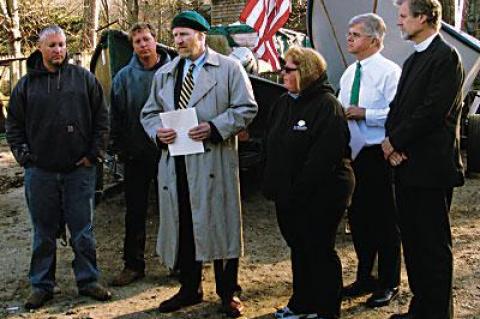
[140,10,257,318]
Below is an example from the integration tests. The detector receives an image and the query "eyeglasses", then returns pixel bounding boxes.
[281,66,298,74]
[346,32,371,40]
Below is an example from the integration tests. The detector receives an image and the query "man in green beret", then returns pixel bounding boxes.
[141,10,258,318]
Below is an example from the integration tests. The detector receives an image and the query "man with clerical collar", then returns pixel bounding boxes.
[141,10,258,318]
[383,1,465,318]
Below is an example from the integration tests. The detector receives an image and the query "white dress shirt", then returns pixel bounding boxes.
[339,52,401,146]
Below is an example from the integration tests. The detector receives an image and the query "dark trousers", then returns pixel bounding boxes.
[395,183,454,319]
[348,146,401,288]
[275,201,346,319]
[175,156,240,300]
[123,156,158,272]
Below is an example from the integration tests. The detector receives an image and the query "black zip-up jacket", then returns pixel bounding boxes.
[6,50,109,172]
[263,74,354,209]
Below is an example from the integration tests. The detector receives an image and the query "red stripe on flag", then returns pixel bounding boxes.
[240,0,291,70]
[239,0,258,21]
[253,5,289,55]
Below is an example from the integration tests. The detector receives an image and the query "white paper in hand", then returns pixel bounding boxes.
[159,108,205,156]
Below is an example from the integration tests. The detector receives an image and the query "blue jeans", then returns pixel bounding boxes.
[24,165,99,292]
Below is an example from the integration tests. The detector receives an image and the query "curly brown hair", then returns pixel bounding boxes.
[284,47,327,92]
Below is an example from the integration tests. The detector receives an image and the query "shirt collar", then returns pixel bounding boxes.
[357,51,381,67]
[414,32,438,52]
[185,51,207,69]
[288,92,299,99]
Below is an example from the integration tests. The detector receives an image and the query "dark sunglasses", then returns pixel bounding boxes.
[281,66,298,73]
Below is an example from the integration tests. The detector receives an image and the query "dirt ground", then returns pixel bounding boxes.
[0,138,479,319]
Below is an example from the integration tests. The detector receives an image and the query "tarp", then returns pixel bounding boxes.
[307,0,480,95]
[209,24,311,64]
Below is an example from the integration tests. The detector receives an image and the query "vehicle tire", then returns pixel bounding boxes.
[467,114,480,176]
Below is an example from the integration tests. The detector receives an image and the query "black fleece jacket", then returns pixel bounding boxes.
[6,50,109,172]
[263,74,354,208]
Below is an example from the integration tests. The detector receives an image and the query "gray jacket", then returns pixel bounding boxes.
[141,48,258,267]
[110,48,170,160]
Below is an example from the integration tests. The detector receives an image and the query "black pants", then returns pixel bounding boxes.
[275,200,346,319]
[123,156,158,272]
[175,156,240,300]
[348,146,401,288]
[395,183,453,319]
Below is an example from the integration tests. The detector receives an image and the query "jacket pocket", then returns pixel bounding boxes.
[67,122,90,163]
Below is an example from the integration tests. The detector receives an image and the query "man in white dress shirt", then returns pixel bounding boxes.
[339,13,402,308]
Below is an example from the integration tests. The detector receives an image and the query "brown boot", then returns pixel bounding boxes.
[111,268,145,286]
[79,282,112,301]
[25,289,53,310]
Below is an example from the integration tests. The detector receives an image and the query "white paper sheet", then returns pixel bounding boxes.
[348,120,366,160]
[159,108,205,156]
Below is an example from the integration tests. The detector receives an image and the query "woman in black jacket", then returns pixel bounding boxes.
[263,47,355,319]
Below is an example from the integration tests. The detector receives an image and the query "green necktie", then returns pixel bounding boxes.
[350,62,362,106]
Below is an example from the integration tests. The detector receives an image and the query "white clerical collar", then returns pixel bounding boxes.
[414,32,438,52]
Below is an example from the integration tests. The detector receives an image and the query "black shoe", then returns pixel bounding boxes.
[342,279,377,298]
[158,290,203,313]
[220,296,244,318]
[25,290,53,310]
[366,287,399,308]
[389,313,415,319]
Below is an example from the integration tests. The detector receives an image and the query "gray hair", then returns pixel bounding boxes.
[394,0,442,30]
[38,25,66,43]
[349,13,386,45]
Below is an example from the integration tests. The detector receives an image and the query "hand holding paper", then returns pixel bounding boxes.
[159,108,205,156]
[157,127,177,144]
[188,122,212,141]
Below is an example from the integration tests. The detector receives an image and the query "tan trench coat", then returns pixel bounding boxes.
[140,49,258,269]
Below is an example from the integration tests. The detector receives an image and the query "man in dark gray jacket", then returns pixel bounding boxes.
[6,25,110,309]
[110,23,170,286]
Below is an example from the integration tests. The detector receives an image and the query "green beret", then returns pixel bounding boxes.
[171,10,210,32]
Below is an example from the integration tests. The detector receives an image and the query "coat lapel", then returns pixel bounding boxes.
[157,57,181,112]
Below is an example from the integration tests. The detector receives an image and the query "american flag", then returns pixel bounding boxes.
[240,0,291,70]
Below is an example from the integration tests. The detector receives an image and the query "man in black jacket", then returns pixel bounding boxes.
[110,23,170,287]
[382,1,464,318]
[6,25,111,309]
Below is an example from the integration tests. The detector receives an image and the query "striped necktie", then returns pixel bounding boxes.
[350,62,361,106]
[179,63,196,109]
